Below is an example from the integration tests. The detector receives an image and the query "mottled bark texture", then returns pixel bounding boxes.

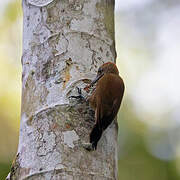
[8,0,118,179]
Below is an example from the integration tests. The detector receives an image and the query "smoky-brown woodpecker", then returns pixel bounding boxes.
[71,62,125,150]
[86,62,125,150]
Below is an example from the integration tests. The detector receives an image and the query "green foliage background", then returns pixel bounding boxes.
[0,0,180,179]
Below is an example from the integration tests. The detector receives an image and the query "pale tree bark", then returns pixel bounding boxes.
[8,0,118,179]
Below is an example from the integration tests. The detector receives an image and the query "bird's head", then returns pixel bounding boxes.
[90,62,119,86]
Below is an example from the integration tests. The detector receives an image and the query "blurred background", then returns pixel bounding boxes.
[0,0,180,179]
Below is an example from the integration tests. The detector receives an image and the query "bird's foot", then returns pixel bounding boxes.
[69,87,86,101]
[82,142,96,151]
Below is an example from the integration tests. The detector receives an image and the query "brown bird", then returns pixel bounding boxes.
[71,62,125,150]
[86,62,125,150]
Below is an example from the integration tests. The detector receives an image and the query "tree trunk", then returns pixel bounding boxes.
[8,0,117,179]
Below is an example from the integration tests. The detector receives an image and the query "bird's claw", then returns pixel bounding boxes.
[82,143,96,151]
[77,87,82,95]
[69,87,86,101]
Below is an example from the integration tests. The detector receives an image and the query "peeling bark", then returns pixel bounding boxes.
[8,0,118,179]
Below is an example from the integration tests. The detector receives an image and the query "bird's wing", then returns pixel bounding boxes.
[99,98,120,131]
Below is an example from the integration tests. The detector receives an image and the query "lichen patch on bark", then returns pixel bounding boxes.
[62,59,72,89]
[62,130,79,148]
[27,0,54,7]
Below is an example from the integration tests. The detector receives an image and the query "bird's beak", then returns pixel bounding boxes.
[90,73,104,87]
